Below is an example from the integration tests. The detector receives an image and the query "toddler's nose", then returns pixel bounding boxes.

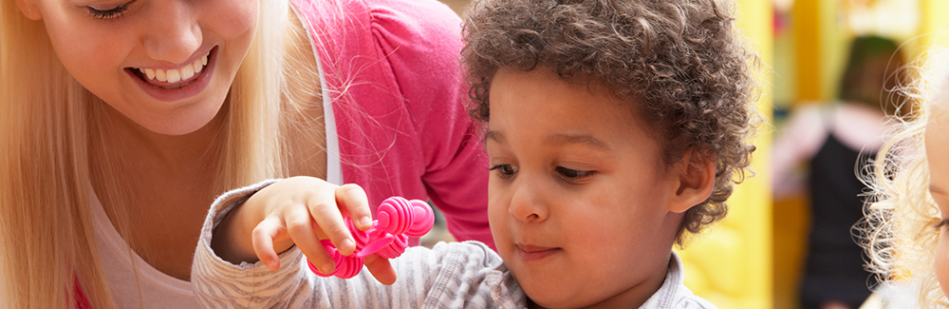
[508,181,549,223]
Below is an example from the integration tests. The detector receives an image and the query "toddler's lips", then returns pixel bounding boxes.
[517,244,561,261]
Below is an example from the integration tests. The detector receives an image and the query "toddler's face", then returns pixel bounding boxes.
[485,67,687,308]
[20,0,258,135]
[928,105,949,295]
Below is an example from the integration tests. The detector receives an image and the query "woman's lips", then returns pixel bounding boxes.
[517,244,561,261]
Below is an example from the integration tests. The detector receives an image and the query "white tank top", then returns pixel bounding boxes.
[91,195,200,308]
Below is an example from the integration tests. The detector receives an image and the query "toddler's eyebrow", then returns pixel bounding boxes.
[544,133,611,151]
[484,130,506,144]
[484,131,611,151]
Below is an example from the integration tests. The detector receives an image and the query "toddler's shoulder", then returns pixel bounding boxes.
[398,241,519,309]
[402,241,503,270]
[640,253,719,309]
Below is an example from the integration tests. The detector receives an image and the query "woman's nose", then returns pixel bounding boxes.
[142,1,202,65]
[508,180,549,223]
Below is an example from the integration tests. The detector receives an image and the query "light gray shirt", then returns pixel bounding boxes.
[191,181,718,309]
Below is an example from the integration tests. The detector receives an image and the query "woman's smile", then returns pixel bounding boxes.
[126,47,217,102]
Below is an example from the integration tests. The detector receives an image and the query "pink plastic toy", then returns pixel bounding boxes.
[307,196,435,279]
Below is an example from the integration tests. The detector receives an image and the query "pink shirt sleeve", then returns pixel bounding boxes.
[294,0,493,249]
[367,0,493,249]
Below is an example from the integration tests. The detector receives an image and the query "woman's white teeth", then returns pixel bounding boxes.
[193,58,204,74]
[180,64,194,80]
[138,54,208,83]
[166,70,181,83]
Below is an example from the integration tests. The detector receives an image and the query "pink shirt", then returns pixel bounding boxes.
[294,0,493,248]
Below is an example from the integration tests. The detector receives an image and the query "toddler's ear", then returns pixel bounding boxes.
[15,0,43,20]
[667,149,716,213]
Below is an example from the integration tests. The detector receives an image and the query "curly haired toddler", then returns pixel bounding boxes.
[192,0,761,307]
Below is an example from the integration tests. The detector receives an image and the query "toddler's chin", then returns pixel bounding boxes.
[520,283,571,309]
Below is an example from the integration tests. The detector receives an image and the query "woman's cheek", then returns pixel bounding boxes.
[204,0,258,39]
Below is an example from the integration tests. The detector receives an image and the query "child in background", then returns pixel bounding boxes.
[772,36,910,309]
[192,0,760,307]
[863,49,949,308]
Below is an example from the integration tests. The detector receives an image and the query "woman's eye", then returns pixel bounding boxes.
[556,166,594,181]
[489,164,517,179]
[87,2,131,19]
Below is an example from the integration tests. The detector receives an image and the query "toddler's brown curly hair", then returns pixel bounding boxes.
[461,0,760,245]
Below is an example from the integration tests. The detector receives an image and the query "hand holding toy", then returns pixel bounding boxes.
[307,196,434,279]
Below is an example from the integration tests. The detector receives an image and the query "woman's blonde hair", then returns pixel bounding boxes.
[0,0,318,306]
[862,47,949,308]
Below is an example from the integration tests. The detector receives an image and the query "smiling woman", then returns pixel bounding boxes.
[21,0,257,135]
[0,0,492,307]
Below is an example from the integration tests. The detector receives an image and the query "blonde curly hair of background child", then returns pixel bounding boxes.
[861,47,949,308]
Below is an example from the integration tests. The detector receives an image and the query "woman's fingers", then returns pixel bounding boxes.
[336,184,373,231]
[363,255,397,285]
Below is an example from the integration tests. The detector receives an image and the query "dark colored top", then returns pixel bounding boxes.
[802,133,876,304]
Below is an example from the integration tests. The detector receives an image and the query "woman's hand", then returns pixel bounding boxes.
[211,176,397,284]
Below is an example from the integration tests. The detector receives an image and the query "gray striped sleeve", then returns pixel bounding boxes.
[191,181,526,309]
[673,298,719,309]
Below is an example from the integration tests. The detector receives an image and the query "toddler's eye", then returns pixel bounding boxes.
[555,166,594,182]
[489,164,518,179]
[87,1,132,19]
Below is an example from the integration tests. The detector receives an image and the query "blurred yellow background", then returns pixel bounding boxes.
[432,0,949,308]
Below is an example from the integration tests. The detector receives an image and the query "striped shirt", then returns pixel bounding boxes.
[191,181,718,309]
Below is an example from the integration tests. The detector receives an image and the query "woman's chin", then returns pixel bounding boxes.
[147,123,211,136]
[133,110,222,136]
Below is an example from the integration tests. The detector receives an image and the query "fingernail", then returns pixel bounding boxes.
[321,262,335,274]
[267,260,278,270]
[342,239,355,251]
[359,217,371,227]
